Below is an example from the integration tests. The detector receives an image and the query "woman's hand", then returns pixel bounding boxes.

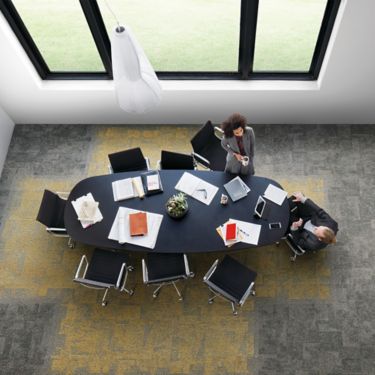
[234,153,243,161]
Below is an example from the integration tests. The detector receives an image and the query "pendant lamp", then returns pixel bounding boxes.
[111,25,162,114]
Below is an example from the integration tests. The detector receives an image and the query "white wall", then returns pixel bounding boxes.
[0,105,15,176]
[0,0,374,125]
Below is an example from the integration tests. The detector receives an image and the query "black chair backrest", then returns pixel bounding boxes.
[36,189,66,228]
[160,150,195,170]
[108,147,147,173]
[190,121,214,153]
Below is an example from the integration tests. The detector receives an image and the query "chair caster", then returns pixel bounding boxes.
[208,300,214,304]
[251,290,256,296]
[189,272,195,278]
[178,296,183,301]
[68,238,75,249]
[275,241,280,247]
[153,292,159,298]
[128,266,134,272]
[233,311,238,316]
[128,290,134,296]
[290,257,296,262]
[102,301,107,307]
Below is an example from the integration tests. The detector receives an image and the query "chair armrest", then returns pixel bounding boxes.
[214,126,224,140]
[239,281,255,306]
[73,278,113,289]
[75,255,89,279]
[116,262,126,289]
[203,259,219,281]
[145,157,151,170]
[142,258,148,283]
[183,254,190,276]
[156,159,161,170]
[286,233,306,254]
[56,191,70,199]
[46,227,68,237]
[191,152,210,168]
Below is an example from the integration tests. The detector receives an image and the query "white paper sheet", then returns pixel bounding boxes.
[263,184,288,206]
[71,193,103,228]
[175,172,219,205]
[112,176,144,201]
[229,218,262,245]
[108,207,163,249]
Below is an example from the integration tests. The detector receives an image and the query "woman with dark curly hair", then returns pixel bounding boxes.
[221,113,255,175]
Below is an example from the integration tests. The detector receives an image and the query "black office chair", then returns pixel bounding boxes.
[108,147,150,173]
[190,121,227,171]
[73,248,134,306]
[203,255,257,315]
[284,233,307,262]
[36,189,75,248]
[158,150,195,170]
[142,253,194,301]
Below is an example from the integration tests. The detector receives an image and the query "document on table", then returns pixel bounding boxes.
[71,193,103,228]
[108,207,163,249]
[112,176,145,201]
[263,184,288,206]
[175,172,219,205]
[229,218,262,245]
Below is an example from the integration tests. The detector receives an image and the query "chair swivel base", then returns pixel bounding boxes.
[150,280,183,301]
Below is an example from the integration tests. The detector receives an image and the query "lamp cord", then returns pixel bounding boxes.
[102,0,123,32]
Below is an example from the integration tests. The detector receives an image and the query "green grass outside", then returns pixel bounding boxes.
[12,0,327,73]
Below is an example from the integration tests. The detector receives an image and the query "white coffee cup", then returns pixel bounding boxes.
[241,156,249,167]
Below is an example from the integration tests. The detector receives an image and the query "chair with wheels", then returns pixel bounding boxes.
[36,189,75,248]
[73,248,134,306]
[108,147,150,173]
[142,253,194,301]
[203,255,257,315]
[157,150,195,170]
[190,120,227,171]
[284,233,307,261]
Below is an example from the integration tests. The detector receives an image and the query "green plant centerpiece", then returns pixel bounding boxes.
[165,192,188,219]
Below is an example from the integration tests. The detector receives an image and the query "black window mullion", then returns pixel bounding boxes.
[79,0,112,78]
[0,0,49,78]
[238,0,259,79]
[309,0,341,79]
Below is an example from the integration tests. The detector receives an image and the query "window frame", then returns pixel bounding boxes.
[0,0,341,81]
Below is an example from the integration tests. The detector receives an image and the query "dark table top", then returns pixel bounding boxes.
[64,170,290,253]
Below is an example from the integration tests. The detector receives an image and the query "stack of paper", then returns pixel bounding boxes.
[217,218,262,246]
[175,172,219,205]
[112,176,145,201]
[71,193,103,228]
[108,207,163,249]
[263,184,288,206]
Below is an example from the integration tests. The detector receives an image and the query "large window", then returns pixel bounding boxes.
[253,0,327,72]
[12,0,106,72]
[97,0,241,72]
[0,0,341,80]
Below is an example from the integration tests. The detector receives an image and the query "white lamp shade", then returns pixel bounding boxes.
[111,26,162,114]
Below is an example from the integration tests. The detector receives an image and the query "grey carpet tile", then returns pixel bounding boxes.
[0,124,375,375]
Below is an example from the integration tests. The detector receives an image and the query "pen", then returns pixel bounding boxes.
[239,228,249,237]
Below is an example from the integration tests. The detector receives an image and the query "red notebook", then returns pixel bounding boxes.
[225,223,237,241]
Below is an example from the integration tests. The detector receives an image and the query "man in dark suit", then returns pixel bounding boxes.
[288,192,338,251]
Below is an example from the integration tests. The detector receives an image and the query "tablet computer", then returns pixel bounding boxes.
[254,195,266,218]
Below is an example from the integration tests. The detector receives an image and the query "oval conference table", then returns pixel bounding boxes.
[64,170,290,253]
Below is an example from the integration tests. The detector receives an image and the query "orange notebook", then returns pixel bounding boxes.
[129,212,148,236]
